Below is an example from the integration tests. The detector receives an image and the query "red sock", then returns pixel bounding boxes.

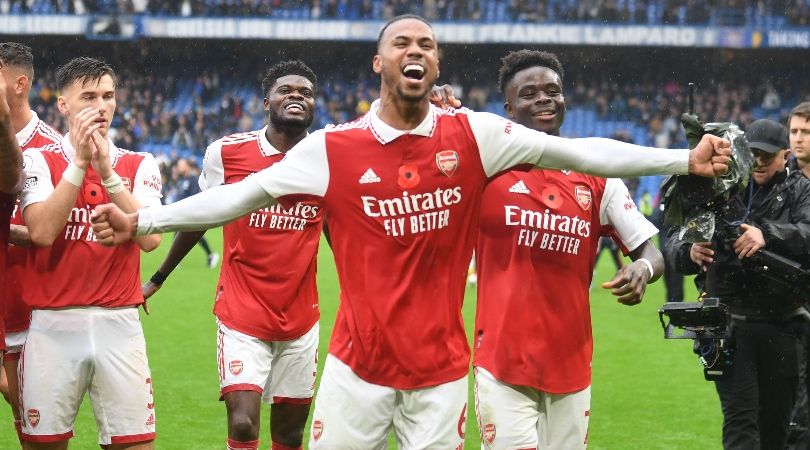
[226,438,258,450]
[271,442,302,450]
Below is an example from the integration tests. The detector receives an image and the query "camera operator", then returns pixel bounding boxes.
[666,119,810,450]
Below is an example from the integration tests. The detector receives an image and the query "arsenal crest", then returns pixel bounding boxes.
[229,360,244,376]
[435,150,459,177]
[575,185,592,210]
[483,423,496,445]
[313,420,324,440]
[28,409,40,428]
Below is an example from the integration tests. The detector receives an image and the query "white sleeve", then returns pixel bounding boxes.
[136,131,329,235]
[137,175,273,235]
[19,149,54,212]
[599,178,658,252]
[467,111,689,178]
[199,140,224,191]
[256,130,329,199]
[132,153,163,208]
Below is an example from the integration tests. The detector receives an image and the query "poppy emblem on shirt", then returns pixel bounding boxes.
[398,164,421,190]
[313,420,323,440]
[483,423,496,445]
[84,183,104,205]
[229,360,244,376]
[575,185,592,211]
[28,409,40,428]
[541,186,563,209]
[435,150,459,177]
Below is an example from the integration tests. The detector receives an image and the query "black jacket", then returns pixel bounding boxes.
[666,168,810,315]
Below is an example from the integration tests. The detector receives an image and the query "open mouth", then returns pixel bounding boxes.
[284,103,306,113]
[402,64,425,81]
[533,110,557,119]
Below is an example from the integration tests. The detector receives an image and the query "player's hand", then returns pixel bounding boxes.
[429,84,461,110]
[70,107,104,170]
[601,261,651,306]
[733,223,764,259]
[689,242,714,269]
[142,280,162,301]
[90,131,112,179]
[688,134,731,177]
[90,203,137,246]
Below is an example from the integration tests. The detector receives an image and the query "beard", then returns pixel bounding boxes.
[269,108,314,131]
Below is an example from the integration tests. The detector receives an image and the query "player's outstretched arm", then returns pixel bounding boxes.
[539,133,730,178]
[470,112,730,179]
[601,239,664,306]
[92,175,277,246]
[143,230,206,300]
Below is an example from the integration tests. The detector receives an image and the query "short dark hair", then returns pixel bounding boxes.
[261,60,318,98]
[789,102,810,123]
[498,49,564,95]
[0,42,34,79]
[56,57,116,91]
[376,14,433,49]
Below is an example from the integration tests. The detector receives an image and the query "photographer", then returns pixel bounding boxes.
[666,119,810,450]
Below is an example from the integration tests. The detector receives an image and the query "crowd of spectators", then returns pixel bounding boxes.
[4,0,810,26]
[27,64,809,159]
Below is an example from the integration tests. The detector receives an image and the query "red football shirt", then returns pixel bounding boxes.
[0,192,13,350]
[20,135,162,308]
[257,104,565,389]
[474,169,657,393]
[199,128,322,341]
[5,114,60,334]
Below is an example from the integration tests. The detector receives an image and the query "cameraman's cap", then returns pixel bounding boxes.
[746,119,789,153]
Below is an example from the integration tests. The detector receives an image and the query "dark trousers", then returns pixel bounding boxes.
[715,320,805,450]
[786,321,810,450]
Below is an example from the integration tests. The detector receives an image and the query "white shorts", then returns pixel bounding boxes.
[310,354,468,450]
[19,308,156,446]
[4,329,28,355]
[217,320,318,404]
[474,367,590,450]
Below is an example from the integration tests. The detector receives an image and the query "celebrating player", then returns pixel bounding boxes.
[143,61,322,450]
[91,15,730,449]
[0,42,61,444]
[0,48,24,433]
[472,49,664,450]
[19,57,162,449]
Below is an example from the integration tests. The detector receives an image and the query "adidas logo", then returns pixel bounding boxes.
[508,180,530,194]
[359,168,381,184]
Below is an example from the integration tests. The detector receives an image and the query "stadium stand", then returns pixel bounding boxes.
[3,0,810,27]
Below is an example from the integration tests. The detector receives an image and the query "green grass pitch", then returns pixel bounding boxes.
[0,232,722,449]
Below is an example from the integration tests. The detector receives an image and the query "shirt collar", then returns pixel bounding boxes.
[60,132,120,165]
[367,99,438,145]
[15,111,40,147]
[258,125,309,156]
[258,125,280,157]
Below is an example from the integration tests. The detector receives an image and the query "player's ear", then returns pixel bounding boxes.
[56,96,69,115]
[14,74,28,96]
[504,101,514,119]
[372,54,382,75]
